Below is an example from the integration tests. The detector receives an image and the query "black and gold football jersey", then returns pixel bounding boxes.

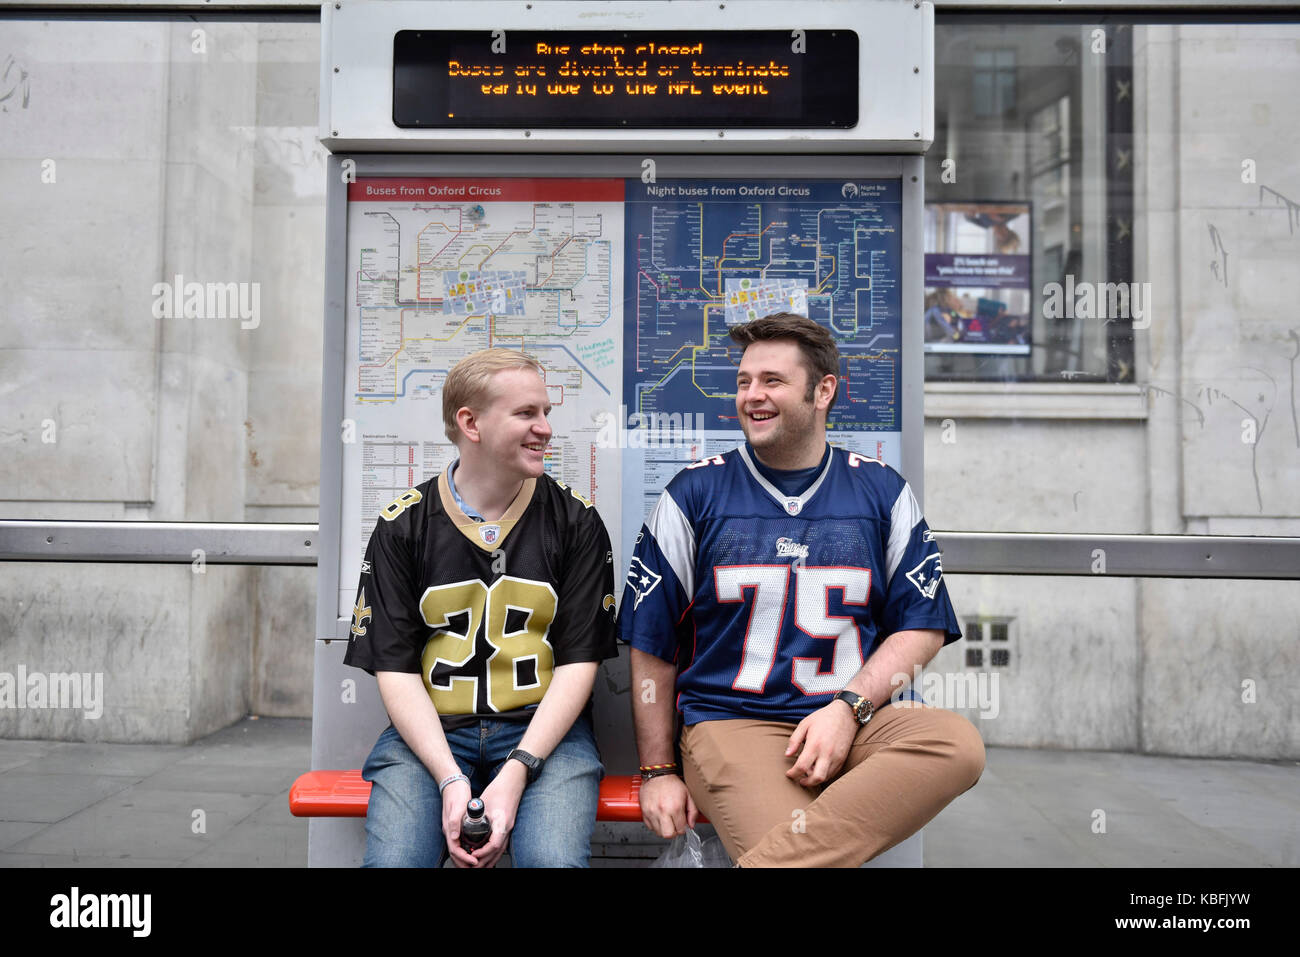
[344,465,618,729]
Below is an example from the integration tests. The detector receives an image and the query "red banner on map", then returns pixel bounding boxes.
[348,178,623,203]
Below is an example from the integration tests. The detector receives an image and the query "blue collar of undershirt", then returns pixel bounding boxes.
[446,459,485,522]
[744,442,831,498]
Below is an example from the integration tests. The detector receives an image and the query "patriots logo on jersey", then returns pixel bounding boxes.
[478,524,501,545]
[906,553,944,600]
[626,557,662,609]
[775,537,809,559]
[350,589,372,639]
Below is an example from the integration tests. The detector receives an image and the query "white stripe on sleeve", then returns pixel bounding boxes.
[885,483,924,586]
[645,490,696,600]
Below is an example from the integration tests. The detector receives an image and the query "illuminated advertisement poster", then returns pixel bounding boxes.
[923,202,1031,355]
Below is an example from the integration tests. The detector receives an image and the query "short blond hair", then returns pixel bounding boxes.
[442,348,546,443]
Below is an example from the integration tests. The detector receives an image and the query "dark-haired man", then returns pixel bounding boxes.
[619,313,985,867]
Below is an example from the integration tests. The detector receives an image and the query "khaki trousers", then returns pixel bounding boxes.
[680,703,985,868]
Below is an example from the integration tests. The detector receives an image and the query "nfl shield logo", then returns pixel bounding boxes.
[478,524,500,545]
[786,499,801,515]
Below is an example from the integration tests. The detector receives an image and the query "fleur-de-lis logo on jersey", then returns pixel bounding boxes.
[351,589,373,639]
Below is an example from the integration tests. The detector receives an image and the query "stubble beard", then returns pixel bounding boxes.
[743,403,821,470]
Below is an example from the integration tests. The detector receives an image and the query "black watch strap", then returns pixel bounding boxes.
[507,748,544,784]
[833,690,875,726]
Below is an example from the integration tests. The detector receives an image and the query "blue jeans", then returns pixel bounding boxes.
[360,715,602,868]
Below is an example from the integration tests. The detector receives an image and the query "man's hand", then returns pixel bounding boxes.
[469,760,527,868]
[639,774,699,839]
[440,778,480,868]
[785,701,859,788]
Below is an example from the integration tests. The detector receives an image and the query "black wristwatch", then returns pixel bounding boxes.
[833,690,875,726]
[506,748,544,784]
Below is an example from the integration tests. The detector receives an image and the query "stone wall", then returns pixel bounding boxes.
[0,21,319,743]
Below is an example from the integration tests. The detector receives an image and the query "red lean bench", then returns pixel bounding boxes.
[289,770,699,824]
[289,769,925,866]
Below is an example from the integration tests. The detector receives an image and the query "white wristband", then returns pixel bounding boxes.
[438,773,470,793]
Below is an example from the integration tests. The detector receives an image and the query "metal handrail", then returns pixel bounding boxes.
[0,521,318,565]
[2,520,1298,578]
[4,1,1299,11]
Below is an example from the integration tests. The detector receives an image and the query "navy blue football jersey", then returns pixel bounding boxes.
[618,444,961,725]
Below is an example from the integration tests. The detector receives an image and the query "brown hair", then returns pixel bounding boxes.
[728,312,840,411]
[442,348,545,443]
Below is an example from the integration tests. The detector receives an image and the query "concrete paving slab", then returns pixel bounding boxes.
[247,792,302,826]
[0,739,72,773]
[0,772,132,824]
[925,766,1110,867]
[0,821,49,850]
[925,747,1298,867]
[1199,824,1299,868]
[0,852,182,867]
[1129,760,1300,823]
[178,716,311,768]
[1153,788,1300,860]
[1058,814,1259,867]
[1229,761,1300,801]
[24,742,187,777]
[141,760,299,795]
[7,786,267,860]
[180,816,306,867]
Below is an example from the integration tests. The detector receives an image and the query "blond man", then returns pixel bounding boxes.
[345,348,618,867]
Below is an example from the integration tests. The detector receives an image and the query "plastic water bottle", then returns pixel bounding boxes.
[460,797,491,852]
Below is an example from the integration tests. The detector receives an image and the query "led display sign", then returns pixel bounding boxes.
[393,30,859,129]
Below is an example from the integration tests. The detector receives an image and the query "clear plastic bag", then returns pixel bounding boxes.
[650,827,733,868]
